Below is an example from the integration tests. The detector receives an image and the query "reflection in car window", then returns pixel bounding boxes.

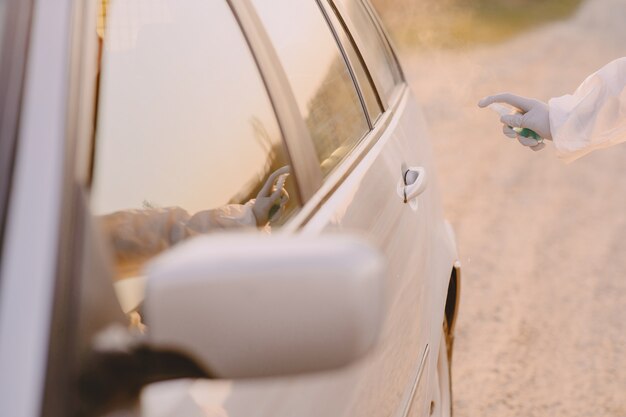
[252,0,369,177]
[335,0,401,102]
[92,0,297,281]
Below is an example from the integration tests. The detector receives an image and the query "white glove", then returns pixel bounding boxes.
[479,93,552,151]
[251,166,290,226]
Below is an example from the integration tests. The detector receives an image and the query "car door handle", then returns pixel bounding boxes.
[401,166,427,203]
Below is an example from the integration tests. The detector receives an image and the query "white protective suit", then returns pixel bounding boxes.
[550,57,626,162]
[102,202,258,279]
[480,57,626,162]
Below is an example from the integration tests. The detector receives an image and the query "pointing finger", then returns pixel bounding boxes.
[258,166,290,197]
[269,185,284,203]
[478,93,534,112]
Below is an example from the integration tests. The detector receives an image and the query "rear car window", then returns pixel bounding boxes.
[334,0,402,103]
[92,0,297,281]
[251,0,369,177]
[324,0,383,124]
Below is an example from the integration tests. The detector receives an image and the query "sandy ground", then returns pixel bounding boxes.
[401,0,626,415]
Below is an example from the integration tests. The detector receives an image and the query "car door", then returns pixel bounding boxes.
[148,1,446,417]
[49,0,453,416]
[0,0,456,416]
[308,2,452,414]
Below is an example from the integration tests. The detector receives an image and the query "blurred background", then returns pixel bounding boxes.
[370,0,626,416]
[372,0,583,49]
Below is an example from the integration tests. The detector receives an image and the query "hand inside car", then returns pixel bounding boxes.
[252,166,290,226]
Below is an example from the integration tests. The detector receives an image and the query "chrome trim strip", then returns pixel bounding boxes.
[228,0,323,202]
[397,344,430,417]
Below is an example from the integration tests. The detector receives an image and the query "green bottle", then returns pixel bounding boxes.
[512,127,541,141]
[488,103,542,142]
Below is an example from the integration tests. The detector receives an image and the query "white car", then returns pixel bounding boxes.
[0,0,461,416]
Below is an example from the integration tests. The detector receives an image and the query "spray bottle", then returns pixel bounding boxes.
[488,103,543,142]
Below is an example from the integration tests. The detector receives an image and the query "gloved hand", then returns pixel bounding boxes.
[478,93,552,151]
[251,166,290,226]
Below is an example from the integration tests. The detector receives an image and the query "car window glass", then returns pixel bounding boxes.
[251,0,369,177]
[361,0,403,80]
[92,0,298,281]
[334,0,401,102]
[324,2,382,124]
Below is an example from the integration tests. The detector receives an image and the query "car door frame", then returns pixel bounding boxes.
[0,1,79,416]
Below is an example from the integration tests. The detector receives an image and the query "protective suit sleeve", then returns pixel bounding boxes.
[185,201,257,232]
[101,204,257,278]
[549,57,626,162]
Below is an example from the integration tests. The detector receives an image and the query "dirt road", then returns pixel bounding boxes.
[402,0,626,415]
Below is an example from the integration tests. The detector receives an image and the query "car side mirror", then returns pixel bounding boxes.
[143,233,386,378]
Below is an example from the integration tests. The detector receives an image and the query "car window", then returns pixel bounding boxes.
[334,0,402,103]
[251,0,369,177]
[92,0,298,281]
[324,0,383,124]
